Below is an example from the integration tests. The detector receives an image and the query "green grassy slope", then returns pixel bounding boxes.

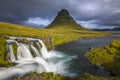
[46,9,86,30]
[0,22,108,45]
[0,21,109,66]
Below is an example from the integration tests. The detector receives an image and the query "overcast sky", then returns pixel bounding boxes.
[0,0,120,29]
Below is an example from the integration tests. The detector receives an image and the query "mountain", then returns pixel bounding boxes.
[46,9,86,30]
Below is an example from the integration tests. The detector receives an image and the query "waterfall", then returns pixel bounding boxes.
[6,37,51,72]
[17,44,33,60]
[30,45,41,57]
[0,37,74,80]
[7,44,16,62]
[37,39,49,59]
[6,38,49,60]
[34,57,49,72]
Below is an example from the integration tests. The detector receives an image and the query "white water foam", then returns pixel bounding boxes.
[0,37,76,80]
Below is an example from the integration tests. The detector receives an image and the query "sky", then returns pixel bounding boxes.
[0,0,120,29]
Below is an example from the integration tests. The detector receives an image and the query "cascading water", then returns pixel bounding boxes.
[0,37,76,80]
[37,39,49,59]
[7,44,16,62]
[30,45,41,57]
[17,44,33,60]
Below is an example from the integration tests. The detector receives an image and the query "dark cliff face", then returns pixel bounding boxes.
[58,9,69,16]
[54,9,75,22]
[46,9,86,30]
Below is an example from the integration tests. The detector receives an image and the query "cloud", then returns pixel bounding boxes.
[0,0,120,29]
[24,17,51,27]
[78,20,117,29]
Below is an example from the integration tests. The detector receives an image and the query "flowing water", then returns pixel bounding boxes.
[0,36,120,80]
[0,37,75,80]
[54,36,120,77]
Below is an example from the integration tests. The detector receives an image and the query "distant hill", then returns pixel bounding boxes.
[93,28,120,31]
[46,9,86,30]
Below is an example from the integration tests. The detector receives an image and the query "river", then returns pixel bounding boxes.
[0,36,119,79]
[54,36,120,77]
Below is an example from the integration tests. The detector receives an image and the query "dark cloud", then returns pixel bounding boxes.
[0,0,120,29]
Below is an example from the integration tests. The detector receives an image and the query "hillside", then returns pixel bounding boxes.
[46,9,86,30]
[0,21,109,66]
[0,22,108,45]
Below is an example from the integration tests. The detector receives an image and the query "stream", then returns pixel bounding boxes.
[0,36,119,80]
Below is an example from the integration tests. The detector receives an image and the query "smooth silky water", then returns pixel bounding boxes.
[0,36,119,80]
[0,37,75,80]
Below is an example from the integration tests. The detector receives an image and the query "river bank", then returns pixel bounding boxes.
[13,36,120,80]
[0,22,110,66]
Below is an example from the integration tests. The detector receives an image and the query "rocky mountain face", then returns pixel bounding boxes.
[46,9,86,30]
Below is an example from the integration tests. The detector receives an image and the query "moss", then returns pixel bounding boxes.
[12,42,18,55]
[86,40,120,76]
[13,72,120,80]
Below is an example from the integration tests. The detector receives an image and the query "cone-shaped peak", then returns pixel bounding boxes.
[54,9,74,22]
[46,9,86,30]
[58,9,69,16]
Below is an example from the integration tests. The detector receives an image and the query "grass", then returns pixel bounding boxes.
[86,40,120,76]
[13,72,120,80]
[0,21,109,66]
[46,11,86,30]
